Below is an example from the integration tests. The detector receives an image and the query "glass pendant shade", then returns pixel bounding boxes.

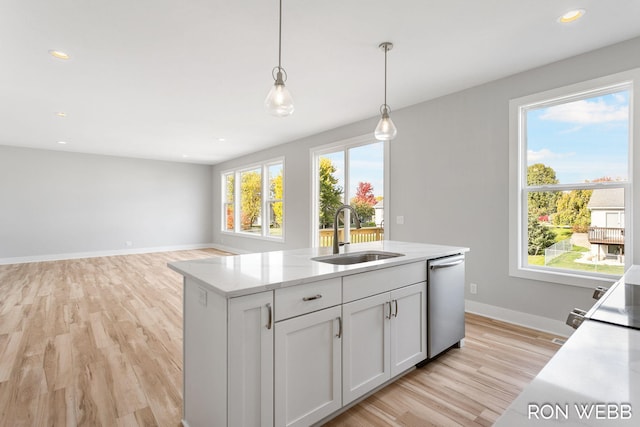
[265,74,294,117]
[374,107,397,141]
[374,42,397,140]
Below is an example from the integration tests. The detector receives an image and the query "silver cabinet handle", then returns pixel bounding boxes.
[336,317,343,338]
[393,299,398,318]
[266,303,272,330]
[302,294,322,301]
[386,301,392,319]
[430,259,464,270]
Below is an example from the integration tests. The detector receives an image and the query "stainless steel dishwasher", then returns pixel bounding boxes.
[427,254,466,358]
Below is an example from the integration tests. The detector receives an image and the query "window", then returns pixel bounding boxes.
[222,159,284,240]
[267,163,284,237]
[223,172,235,232]
[239,167,262,234]
[509,70,638,287]
[312,135,387,247]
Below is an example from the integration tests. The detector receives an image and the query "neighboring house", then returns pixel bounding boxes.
[587,188,625,261]
[374,201,384,227]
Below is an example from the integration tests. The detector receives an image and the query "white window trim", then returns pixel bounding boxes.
[509,69,639,288]
[310,134,389,247]
[221,157,285,242]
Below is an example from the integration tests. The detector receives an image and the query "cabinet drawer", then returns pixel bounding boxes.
[343,261,427,303]
[275,278,342,321]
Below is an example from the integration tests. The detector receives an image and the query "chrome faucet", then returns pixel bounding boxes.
[333,204,361,254]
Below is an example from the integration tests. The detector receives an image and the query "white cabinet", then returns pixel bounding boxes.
[182,281,273,427]
[275,305,342,427]
[342,292,390,404]
[228,292,274,427]
[390,283,427,374]
[342,282,427,405]
[180,257,454,426]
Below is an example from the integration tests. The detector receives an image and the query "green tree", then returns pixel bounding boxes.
[350,200,375,224]
[527,163,559,218]
[526,164,560,254]
[319,157,343,228]
[528,213,555,255]
[240,171,261,230]
[350,182,376,223]
[271,172,283,228]
[554,189,593,232]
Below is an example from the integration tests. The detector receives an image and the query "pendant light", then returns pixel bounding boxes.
[374,42,397,141]
[265,0,294,117]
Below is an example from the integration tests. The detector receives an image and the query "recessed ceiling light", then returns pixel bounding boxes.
[558,9,586,23]
[48,50,70,60]
[56,112,67,117]
[217,137,226,142]
[57,141,68,145]
[182,154,189,158]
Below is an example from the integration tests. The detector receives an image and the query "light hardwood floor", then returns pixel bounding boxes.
[0,249,563,426]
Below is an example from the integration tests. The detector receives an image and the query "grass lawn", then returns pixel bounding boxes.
[547,250,624,275]
[528,227,574,266]
[527,225,624,275]
[528,244,624,275]
[550,226,573,242]
[528,254,545,266]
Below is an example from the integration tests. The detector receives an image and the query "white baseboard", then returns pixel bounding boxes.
[0,243,221,265]
[209,243,250,255]
[465,299,573,338]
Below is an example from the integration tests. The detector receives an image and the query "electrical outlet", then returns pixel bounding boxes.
[125,241,133,247]
[396,215,405,225]
[198,287,208,307]
[470,283,478,295]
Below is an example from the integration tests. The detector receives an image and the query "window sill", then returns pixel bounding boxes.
[510,265,620,289]
[221,230,285,243]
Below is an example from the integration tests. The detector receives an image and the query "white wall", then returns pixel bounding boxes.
[0,146,213,262]
[212,36,640,333]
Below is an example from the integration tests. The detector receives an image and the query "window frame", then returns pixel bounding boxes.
[509,70,638,288]
[221,157,285,241]
[310,134,389,247]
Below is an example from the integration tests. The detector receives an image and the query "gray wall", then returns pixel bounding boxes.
[0,146,213,260]
[212,36,640,327]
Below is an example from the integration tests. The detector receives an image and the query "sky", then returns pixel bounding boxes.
[526,89,630,184]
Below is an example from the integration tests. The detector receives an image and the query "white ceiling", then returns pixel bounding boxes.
[2,0,640,165]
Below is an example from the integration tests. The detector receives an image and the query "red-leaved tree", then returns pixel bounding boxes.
[351,182,376,224]
[354,182,376,205]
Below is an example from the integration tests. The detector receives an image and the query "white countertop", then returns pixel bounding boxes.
[495,267,640,427]
[496,320,640,426]
[168,240,468,298]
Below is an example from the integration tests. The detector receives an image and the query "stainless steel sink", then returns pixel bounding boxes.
[311,251,404,265]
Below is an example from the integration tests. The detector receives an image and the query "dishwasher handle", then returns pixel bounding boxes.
[429,259,464,270]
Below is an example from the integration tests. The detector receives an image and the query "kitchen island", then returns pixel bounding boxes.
[169,240,468,427]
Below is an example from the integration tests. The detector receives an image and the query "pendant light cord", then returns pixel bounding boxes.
[278,0,283,70]
[384,45,387,107]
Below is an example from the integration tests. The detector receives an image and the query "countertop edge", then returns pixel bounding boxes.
[168,241,469,299]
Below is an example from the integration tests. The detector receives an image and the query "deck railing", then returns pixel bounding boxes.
[588,227,625,245]
[319,227,384,247]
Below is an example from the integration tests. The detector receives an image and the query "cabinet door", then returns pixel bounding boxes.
[342,292,391,405]
[228,292,274,427]
[390,282,427,375]
[275,305,342,427]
